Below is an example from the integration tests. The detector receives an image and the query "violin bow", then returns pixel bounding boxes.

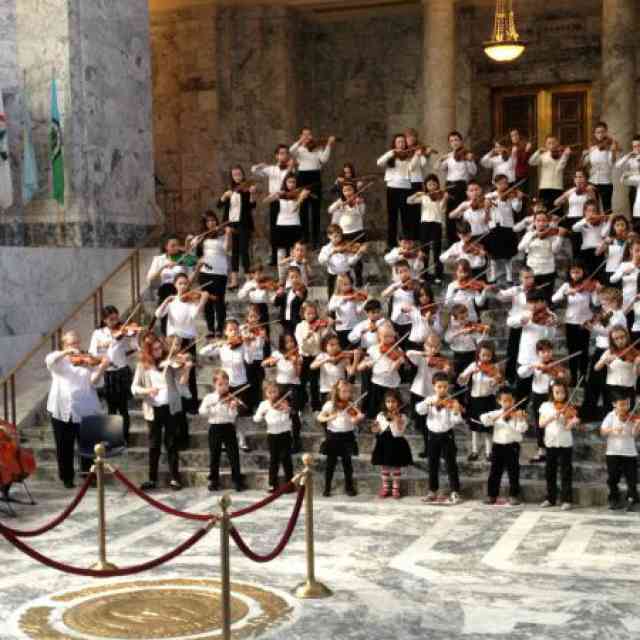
[373,332,410,365]
[120,300,144,329]
[614,336,640,361]
[211,383,252,409]
[176,334,208,357]
[543,351,583,370]
[160,338,179,372]
[488,177,528,201]
[273,390,293,410]
[563,375,585,409]
[582,258,608,284]
[497,395,530,421]
[340,391,369,415]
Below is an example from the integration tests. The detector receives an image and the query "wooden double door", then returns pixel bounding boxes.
[492,83,592,188]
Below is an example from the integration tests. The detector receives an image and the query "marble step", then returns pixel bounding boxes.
[26,462,614,507]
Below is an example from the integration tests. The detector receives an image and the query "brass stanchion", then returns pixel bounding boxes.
[219,494,232,640]
[90,443,117,572]
[294,454,332,599]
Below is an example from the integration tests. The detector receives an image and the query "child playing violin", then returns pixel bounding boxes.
[449,180,490,239]
[199,369,245,492]
[274,266,308,335]
[192,210,232,337]
[328,272,368,349]
[240,304,271,412]
[459,340,502,462]
[254,381,295,493]
[217,165,256,289]
[439,221,487,277]
[508,289,558,401]
[594,326,640,417]
[318,224,366,298]
[582,288,627,421]
[131,335,192,491]
[318,379,364,497]
[296,301,333,413]
[539,380,580,509]
[517,339,570,464]
[357,322,406,420]
[480,387,528,506]
[200,319,251,452]
[610,236,640,317]
[406,334,451,458]
[484,173,522,284]
[571,200,610,276]
[330,162,358,198]
[445,304,490,389]
[311,333,355,404]
[415,372,464,504]
[155,272,209,413]
[371,389,414,499]
[404,283,442,349]
[551,261,599,383]
[601,394,640,510]
[406,173,448,284]
[444,259,491,323]
[528,136,571,211]
[384,237,425,283]
[89,305,140,444]
[382,260,418,344]
[481,141,517,183]
[262,333,304,453]
[281,241,310,287]
[581,121,617,213]
[517,210,565,303]
[238,263,272,332]
[328,181,367,288]
[597,215,631,285]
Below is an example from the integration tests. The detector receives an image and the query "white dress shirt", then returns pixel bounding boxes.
[311,353,347,393]
[602,411,639,456]
[415,395,464,433]
[389,286,416,326]
[598,351,638,388]
[406,351,441,398]
[517,362,554,392]
[539,401,574,448]
[551,283,594,325]
[251,163,290,194]
[384,248,425,282]
[591,309,627,350]
[486,191,522,228]
[328,200,365,234]
[610,262,639,306]
[295,321,323,357]
[276,198,301,227]
[565,188,590,219]
[518,232,562,275]
[440,153,477,183]
[444,282,487,322]
[366,344,401,388]
[572,219,608,251]
[254,400,292,435]
[376,151,411,189]
[322,401,357,433]
[199,392,239,424]
[459,363,499,398]
[507,312,556,365]
[528,150,568,190]
[497,285,529,324]
[583,147,614,185]
[480,409,527,444]
[327,295,364,331]
[406,193,447,224]
[46,352,103,422]
[604,238,626,275]
[200,237,228,276]
[348,319,384,349]
[147,254,188,286]
[439,241,486,270]
[407,307,443,343]
[318,243,361,276]
[444,318,483,353]
[89,328,136,371]
[480,152,516,183]
[289,141,331,171]
[451,201,490,236]
[199,343,248,386]
[155,298,200,339]
[271,351,301,385]
[408,153,431,183]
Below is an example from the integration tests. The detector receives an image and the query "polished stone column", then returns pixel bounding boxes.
[423,0,457,152]
[602,0,637,213]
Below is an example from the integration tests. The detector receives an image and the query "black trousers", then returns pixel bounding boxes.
[453,351,475,391]
[446,181,467,245]
[282,383,303,447]
[565,323,590,384]
[531,392,547,449]
[545,447,573,504]
[199,273,228,335]
[596,183,613,213]
[298,170,322,246]
[538,188,563,213]
[386,187,411,248]
[245,361,265,413]
[269,201,280,263]
[487,442,521,498]
[301,355,321,411]
[516,373,533,402]
[102,367,132,443]
[505,327,522,384]
[157,282,176,336]
[630,187,637,214]
[51,418,91,484]
[606,455,639,502]
[208,423,241,485]
[404,182,422,241]
[148,405,180,483]
[327,273,337,299]
[268,432,293,488]
[176,338,198,415]
[581,347,606,421]
[324,437,354,491]
[230,222,251,274]
[428,430,460,492]
[419,221,444,279]
[343,230,364,287]
[411,392,428,453]
[579,248,599,277]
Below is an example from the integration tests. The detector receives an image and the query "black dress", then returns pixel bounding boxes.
[371,414,414,467]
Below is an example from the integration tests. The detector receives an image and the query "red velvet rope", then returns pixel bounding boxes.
[0,519,212,578]
[113,468,296,521]
[0,473,95,538]
[228,484,305,563]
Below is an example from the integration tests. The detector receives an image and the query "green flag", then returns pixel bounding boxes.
[50,78,64,205]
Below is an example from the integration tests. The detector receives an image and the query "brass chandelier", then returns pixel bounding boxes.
[484,0,526,63]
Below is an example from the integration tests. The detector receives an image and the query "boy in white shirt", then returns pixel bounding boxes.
[318,224,365,298]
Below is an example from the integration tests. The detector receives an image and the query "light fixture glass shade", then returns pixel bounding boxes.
[484,0,526,63]
[483,41,526,62]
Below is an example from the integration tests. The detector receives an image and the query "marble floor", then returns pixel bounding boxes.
[2,482,640,639]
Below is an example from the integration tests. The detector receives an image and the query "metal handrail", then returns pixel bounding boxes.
[0,228,161,424]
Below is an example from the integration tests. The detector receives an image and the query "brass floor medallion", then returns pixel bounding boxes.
[17,578,296,640]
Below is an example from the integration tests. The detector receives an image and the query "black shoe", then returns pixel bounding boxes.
[608,499,621,511]
[484,496,497,505]
[208,481,219,492]
[322,488,331,497]
[467,452,479,462]
[170,480,182,491]
[63,480,75,489]
[234,481,246,492]
[529,455,546,464]
[418,450,428,459]
[268,257,277,267]
[626,497,638,511]
[292,441,302,454]
[140,480,156,491]
[240,443,251,452]
[346,486,357,497]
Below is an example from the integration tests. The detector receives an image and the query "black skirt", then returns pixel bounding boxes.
[371,429,413,467]
[485,226,518,260]
[104,366,133,402]
[468,395,497,433]
[320,430,358,457]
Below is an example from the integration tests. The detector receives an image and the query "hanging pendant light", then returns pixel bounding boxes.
[484,0,526,63]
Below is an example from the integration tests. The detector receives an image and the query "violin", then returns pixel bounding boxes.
[502,408,527,421]
[380,344,405,362]
[457,278,489,292]
[243,324,267,339]
[453,147,473,162]
[342,289,369,303]
[615,346,640,364]
[179,290,213,303]
[0,420,36,489]
[477,362,503,380]
[427,189,446,202]
[285,347,301,363]
[398,247,422,260]
[537,362,568,379]
[594,136,614,151]
[230,180,258,193]
[536,226,566,240]
[570,279,600,294]
[420,302,440,315]
[111,322,145,339]
[553,401,578,420]
[309,319,331,332]
[462,240,486,257]
[67,352,104,368]
[426,355,450,370]
[532,308,556,326]
[434,398,462,411]
[330,350,355,363]
[306,136,339,151]
[160,352,193,369]
[273,395,291,412]
[463,322,491,334]
[332,241,363,255]
[257,276,281,291]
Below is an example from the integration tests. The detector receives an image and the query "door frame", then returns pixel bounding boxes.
[492,83,593,147]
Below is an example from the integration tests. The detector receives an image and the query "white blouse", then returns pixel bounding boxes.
[602,411,639,457]
[328,200,365,234]
[377,151,411,189]
[254,400,292,435]
[367,344,401,389]
[551,283,594,325]
[289,141,331,171]
[200,237,228,276]
[89,328,136,371]
[539,401,574,448]
[276,199,301,227]
[199,392,239,424]
[147,254,189,286]
[271,350,301,385]
[311,353,347,393]
[321,401,357,434]
[155,298,200,339]
[199,343,248,386]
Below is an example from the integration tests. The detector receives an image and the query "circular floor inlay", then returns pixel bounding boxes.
[17,578,296,640]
